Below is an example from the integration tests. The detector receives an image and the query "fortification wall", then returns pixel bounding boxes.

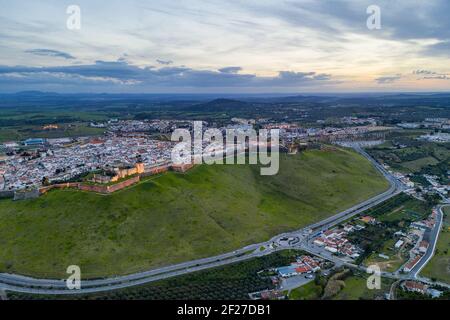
[11,162,195,199]
[13,189,40,201]
[79,184,108,193]
[0,190,14,199]
[78,176,140,194]
[39,182,80,194]
[106,175,140,193]
[171,163,195,173]
[142,165,170,177]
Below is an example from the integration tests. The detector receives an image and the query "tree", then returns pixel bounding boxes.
[42,176,50,186]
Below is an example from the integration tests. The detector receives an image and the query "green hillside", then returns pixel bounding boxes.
[421,206,450,283]
[0,148,389,278]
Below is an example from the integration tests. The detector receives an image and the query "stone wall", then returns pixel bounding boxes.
[78,184,108,194]
[171,163,195,173]
[78,175,140,194]
[11,162,195,200]
[0,190,14,199]
[142,164,170,177]
[13,189,40,201]
[39,182,80,194]
[106,175,140,193]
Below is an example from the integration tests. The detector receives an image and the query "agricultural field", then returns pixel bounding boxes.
[0,148,389,278]
[330,272,394,300]
[367,132,450,184]
[288,269,393,300]
[374,194,432,224]
[421,206,450,283]
[287,281,323,300]
[0,106,111,142]
[0,123,106,143]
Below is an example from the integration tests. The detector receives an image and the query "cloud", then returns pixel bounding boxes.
[414,69,450,80]
[263,1,450,41]
[0,60,335,92]
[156,59,173,65]
[24,49,76,60]
[423,41,450,57]
[375,74,402,84]
[219,67,242,74]
[413,70,437,75]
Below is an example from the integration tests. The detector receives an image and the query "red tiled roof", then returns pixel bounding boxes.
[404,281,426,291]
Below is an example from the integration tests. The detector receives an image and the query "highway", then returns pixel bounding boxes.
[0,145,435,296]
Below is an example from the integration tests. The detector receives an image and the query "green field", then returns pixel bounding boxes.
[367,137,450,185]
[330,273,393,300]
[401,156,439,172]
[0,123,105,143]
[364,238,408,273]
[421,206,450,283]
[288,281,323,300]
[288,270,393,300]
[0,148,389,278]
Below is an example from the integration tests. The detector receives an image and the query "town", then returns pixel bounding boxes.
[0,117,403,195]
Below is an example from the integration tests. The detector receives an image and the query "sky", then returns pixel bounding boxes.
[0,0,450,93]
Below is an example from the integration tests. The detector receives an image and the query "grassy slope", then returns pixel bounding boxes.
[421,206,450,283]
[331,274,393,300]
[288,281,323,300]
[0,148,389,278]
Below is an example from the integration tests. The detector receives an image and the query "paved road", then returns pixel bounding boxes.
[410,204,447,278]
[0,145,407,295]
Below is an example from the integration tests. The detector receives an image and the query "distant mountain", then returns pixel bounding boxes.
[1,91,449,109]
[187,98,255,112]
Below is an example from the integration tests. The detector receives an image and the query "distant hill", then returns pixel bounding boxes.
[187,98,256,112]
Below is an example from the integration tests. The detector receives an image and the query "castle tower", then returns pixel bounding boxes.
[135,162,145,174]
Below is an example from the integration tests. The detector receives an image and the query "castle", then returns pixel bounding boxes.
[90,163,145,184]
[9,161,196,200]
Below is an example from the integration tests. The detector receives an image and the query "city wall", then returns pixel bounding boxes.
[78,183,108,193]
[171,163,195,173]
[78,175,141,194]
[39,182,80,194]
[141,164,170,177]
[105,175,140,193]
[14,162,195,199]
[0,190,14,199]
[14,188,40,201]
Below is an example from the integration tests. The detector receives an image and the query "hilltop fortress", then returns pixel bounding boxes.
[17,162,195,199]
